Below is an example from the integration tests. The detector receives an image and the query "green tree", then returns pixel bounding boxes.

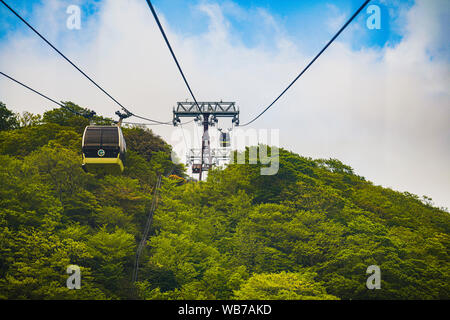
[18,111,41,127]
[0,102,19,131]
[234,272,338,300]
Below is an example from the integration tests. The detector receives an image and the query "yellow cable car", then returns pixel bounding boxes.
[192,164,202,174]
[82,126,126,174]
[220,132,230,148]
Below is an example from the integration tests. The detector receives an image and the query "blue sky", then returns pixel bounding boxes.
[0,0,414,53]
[153,0,412,51]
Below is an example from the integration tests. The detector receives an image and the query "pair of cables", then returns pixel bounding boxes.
[1,0,371,127]
[0,70,169,126]
[145,0,371,127]
[0,0,172,125]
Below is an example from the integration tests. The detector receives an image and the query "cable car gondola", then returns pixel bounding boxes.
[82,125,126,174]
[192,164,202,174]
[219,130,231,148]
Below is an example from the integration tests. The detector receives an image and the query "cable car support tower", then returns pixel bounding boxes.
[173,101,239,181]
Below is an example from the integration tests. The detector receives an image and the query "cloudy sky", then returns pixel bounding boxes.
[0,0,449,209]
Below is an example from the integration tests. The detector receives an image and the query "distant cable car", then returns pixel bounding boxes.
[81,125,126,174]
[192,164,202,174]
[220,131,230,148]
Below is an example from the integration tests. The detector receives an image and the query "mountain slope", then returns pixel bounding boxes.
[0,103,448,300]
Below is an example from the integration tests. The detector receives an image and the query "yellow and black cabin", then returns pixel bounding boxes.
[192,164,202,174]
[220,132,230,148]
[82,126,126,174]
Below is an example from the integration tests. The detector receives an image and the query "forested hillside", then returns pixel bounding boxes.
[0,102,448,300]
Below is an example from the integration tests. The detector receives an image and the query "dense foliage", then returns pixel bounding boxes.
[0,102,448,300]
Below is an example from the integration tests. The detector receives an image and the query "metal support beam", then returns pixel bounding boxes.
[188,148,231,166]
[173,101,238,181]
[199,113,210,181]
[173,101,239,126]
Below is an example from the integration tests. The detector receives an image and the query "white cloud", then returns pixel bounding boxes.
[325,3,347,32]
[0,0,448,209]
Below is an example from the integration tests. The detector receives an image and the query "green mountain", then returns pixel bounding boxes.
[0,102,448,300]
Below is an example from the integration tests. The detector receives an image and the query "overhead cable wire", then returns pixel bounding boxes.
[0,71,92,118]
[0,0,171,125]
[0,71,178,127]
[122,121,165,126]
[145,0,201,110]
[131,113,172,125]
[133,162,176,284]
[239,0,371,127]
[133,174,162,283]
[123,119,194,126]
